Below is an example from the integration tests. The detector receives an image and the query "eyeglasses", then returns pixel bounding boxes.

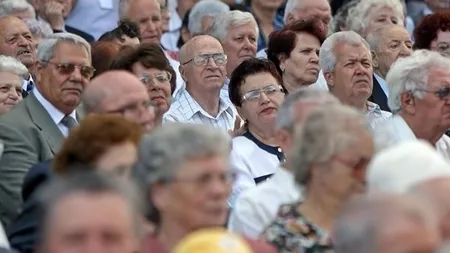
[241,84,284,102]
[43,61,95,79]
[106,100,155,116]
[414,86,450,100]
[138,71,172,86]
[181,53,228,67]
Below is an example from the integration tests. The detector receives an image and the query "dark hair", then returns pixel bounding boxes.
[98,19,140,42]
[91,41,124,78]
[414,11,450,50]
[267,19,327,75]
[177,8,191,49]
[229,58,284,107]
[110,43,176,94]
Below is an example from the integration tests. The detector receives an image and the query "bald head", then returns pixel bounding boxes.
[179,35,222,64]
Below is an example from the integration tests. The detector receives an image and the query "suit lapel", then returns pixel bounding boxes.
[26,93,64,154]
[371,75,390,112]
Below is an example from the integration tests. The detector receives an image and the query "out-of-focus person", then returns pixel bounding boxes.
[158,0,170,33]
[329,0,360,34]
[414,11,450,57]
[0,56,28,116]
[91,41,123,78]
[267,20,326,93]
[0,0,35,19]
[188,0,229,36]
[23,18,53,51]
[98,19,140,46]
[262,104,374,252]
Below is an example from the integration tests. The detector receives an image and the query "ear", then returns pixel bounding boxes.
[324,71,334,88]
[179,65,187,82]
[371,51,379,68]
[34,61,44,84]
[400,91,416,114]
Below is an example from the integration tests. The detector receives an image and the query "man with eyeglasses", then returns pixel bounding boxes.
[373,49,450,159]
[164,35,236,131]
[0,33,93,228]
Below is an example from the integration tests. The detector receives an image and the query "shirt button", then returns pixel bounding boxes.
[278,148,282,152]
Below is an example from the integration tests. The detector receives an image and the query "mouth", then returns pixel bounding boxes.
[205,74,221,80]
[259,106,277,115]
[307,67,320,74]
[239,55,254,60]
[17,49,32,57]
[151,96,166,102]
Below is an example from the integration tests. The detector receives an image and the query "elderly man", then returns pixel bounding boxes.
[188,0,229,36]
[320,30,391,130]
[373,49,450,158]
[228,89,340,239]
[333,194,441,253]
[36,172,142,253]
[366,25,413,111]
[0,33,92,227]
[164,35,236,131]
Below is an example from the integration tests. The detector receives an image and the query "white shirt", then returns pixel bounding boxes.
[366,101,391,130]
[33,88,78,137]
[164,50,184,99]
[228,167,301,239]
[163,89,236,131]
[229,133,282,207]
[373,73,389,97]
[372,114,450,159]
[161,10,182,52]
[309,70,329,91]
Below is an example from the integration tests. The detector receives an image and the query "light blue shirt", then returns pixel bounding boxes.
[374,72,389,97]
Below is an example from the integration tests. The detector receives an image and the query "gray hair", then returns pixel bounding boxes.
[188,0,229,35]
[345,0,404,36]
[292,104,366,186]
[386,49,450,113]
[38,172,145,246]
[207,10,259,43]
[132,123,231,224]
[37,33,91,63]
[23,18,53,38]
[329,0,360,34]
[319,31,370,74]
[0,0,35,19]
[275,88,340,132]
[0,55,29,79]
[284,0,304,24]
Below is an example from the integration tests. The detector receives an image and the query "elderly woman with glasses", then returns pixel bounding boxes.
[110,43,176,126]
[414,11,450,57]
[0,55,28,115]
[228,58,286,206]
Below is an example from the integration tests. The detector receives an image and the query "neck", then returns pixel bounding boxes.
[374,69,386,80]
[156,221,188,252]
[251,2,276,26]
[283,74,308,93]
[341,96,367,111]
[187,87,221,117]
[400,112,444,145]
[248,123,277,146]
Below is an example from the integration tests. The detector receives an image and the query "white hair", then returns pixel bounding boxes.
[0,0,35,19]
[319,31,370,73]
[345,0,404,36]
[386,49,450,113]
[23,18,53,38]
[37,33,91,63]
[0,55,29,79]
[207,10,259,43]
[284,0,303,24]
[188,0,229,35]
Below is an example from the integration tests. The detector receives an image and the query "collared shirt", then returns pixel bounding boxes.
[163,89,236,131]
[366,101,391,130]
[33,88,77,137]
[21,75,34,92]
[373,72,389,97]
[309,70,329,91]
[228,167,301,239]
[161,10,182,52]
[372,114,450,159]
[173,78,230,104]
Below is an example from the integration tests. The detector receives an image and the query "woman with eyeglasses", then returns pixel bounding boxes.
[110,43,176,126]
[228,58,286,207]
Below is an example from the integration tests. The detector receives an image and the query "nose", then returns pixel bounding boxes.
[206,57,218,69]
[243,37,256,52]
[259,91,270,104]
[400,44,412,57]
[69,66,84,82]
[8,90,19,101]
[17,36,31,47]
[310,52,319,63]
[145,20,157,32]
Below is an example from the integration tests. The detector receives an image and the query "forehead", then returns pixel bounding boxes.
[295,33,321,47]
[190,37,223,55]
[52,42,90,62]
[382,26,410,41]
[177,155,227,176]
[335,42,370,60]
[128,0,160,13]
[0,18,30,37]
[227,22,257,36]
[427,67,450,88]
[241,72,279,91]
[298,0,330,11]
[435,31,450,43]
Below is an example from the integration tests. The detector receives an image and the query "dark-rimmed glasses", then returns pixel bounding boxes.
[42,61,96,79]
[241,84,284,102]
[414,86,450,100]
[181,53,227,67]
[138,71,172,86]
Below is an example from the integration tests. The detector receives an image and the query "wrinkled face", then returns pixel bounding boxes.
[40,0,75,18]
[286,0,331,34]
[373,26,412,78]
[155,155,232,230]
[95,142,138,178]
[43,192,139,253]
[280,32,320,90]
[430,30,450,57]
[221,23,258,76]
[0,18,35,68]
[326,43,373,105]
[237,72,285,128]
[126,0,162,44]
[36,42,91,114]
[364,6,401,37]
[0,71,22,115]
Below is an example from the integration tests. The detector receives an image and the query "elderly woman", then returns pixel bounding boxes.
[228,58,286,206]
[262,104,374,252]
[0,55,28,115]
[414,11,450,57]
[345,0,404,38]
[267,20,326,93]
[110,43,176,126]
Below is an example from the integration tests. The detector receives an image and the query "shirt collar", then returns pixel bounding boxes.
[373,72,389,97]
[33,87,77,125]
[181,90,234,120]
[168,9,182,32]
[366,101,383,116]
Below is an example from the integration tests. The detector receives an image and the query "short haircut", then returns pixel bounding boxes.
[413,11,450,50]
[267,19,326,75]
[228,58,284,107]
[23,18,53,38]
[0,55,29,79]
[188,0,230,35]
[37,33,91,63]
[207,10,258,43]
[52,114,143,175]
[0,0,35,19]
[98,19,140,42]
[110,42,176,94]
[91,41,124,78]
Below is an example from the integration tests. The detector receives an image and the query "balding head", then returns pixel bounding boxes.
[0,15,35,68]
[179,35,222,64]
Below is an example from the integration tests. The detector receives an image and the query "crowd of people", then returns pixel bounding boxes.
[0,0,448,252]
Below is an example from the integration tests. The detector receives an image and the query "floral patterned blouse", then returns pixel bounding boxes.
[261,202,333,253]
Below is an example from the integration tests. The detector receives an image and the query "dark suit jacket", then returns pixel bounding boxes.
[7,161,52,253]
[369,75,390,112]
[0,93,64,228]
[53,26,95,43]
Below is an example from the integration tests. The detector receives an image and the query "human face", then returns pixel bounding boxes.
[238,73,285,129]
[180,37,227,92]
[326,43,373,106]
[221,23,257,76]
[0,71,22,115]
[373,26,412,78]
[132,64,172,116]
[155,155,231,230]
[280,32,320,91]
[36,42,90,114]
[430,30,450,57]
[0,18,35,68]
[95,142,137,178]
[42,192,139,253]
[126,0,162,44]
[364,6,402,37]
[286,0,331,34]
[40,0,74,18]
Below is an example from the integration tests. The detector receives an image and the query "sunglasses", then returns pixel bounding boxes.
[414,86,450,100]
[43,61,96,79]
